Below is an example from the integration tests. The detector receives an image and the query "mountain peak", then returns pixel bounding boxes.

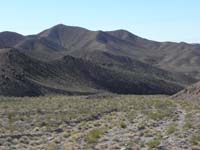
[107,29,138,39]
[39,24,90,38]
[111,29,131,34]
[51,24,67,29]
[0,31,24,37]
[0,31,25,48]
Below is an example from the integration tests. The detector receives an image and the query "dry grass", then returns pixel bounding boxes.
[0,94,199,149]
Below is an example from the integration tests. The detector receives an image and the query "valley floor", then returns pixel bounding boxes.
[0,95,199,150]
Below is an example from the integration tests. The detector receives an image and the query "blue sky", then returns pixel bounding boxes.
[0,0,200,43]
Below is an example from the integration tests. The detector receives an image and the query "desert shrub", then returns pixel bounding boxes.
[85,127,106,143]
[166,123,177,135]
[146,138,161,149]
[190,135,200,145]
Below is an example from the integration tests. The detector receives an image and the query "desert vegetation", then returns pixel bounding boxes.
[0,94,199,150]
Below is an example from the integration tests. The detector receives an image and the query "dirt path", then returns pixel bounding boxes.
[161,104,190,150]
[94,104,191,150]
[177,104,186,129]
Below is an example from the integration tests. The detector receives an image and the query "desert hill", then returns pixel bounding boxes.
[173,82,200,101]
[0,24,199,96]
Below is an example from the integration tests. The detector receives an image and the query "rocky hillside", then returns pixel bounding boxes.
[0,24,199,96]
[173,82,200,101]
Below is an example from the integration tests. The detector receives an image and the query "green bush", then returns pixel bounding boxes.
[166,123,177,135]
[190,135,200,145]
[146,138,161,149]
[85,127,106,143]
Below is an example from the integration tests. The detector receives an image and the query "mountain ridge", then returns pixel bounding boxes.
[0,24,199,96]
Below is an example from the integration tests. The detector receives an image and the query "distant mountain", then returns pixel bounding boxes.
[0,31,25,48]
[37,24,200,79]
[0,24,199,96]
